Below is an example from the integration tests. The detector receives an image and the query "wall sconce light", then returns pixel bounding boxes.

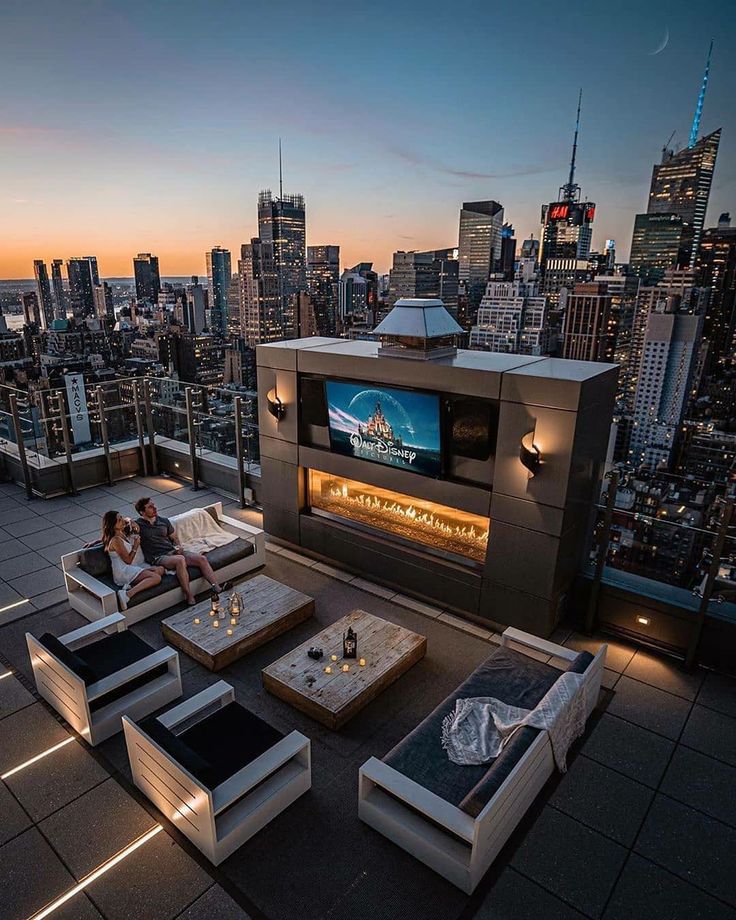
[635,615,651,627]
[519,429,541,477]
[267,388,286,421]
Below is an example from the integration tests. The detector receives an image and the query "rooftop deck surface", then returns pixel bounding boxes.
[0,477,734,920]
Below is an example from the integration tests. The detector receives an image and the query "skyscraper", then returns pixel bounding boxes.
[500,223,517,279]
[539,92,595,279]
[469,277,550,355]
[21,291,41,326]
[560,282,615,363]
[51,259,68,319]
[388,249,459,314]
[33,259,54,329]
[67,256,99,320]
[307,245,340,336]
[184,276,206,334]
[206,246,231,336]
[93,282,114,320]
[257,189,306,339]
[238,239,280,346]
[629,44,721,280]
[133,252,161,304]
[458,200,504,321]
[338,263,378,331]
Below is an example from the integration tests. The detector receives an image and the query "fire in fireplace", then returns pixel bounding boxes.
[308,470,490,563]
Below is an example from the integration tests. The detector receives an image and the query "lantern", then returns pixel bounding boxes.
[343,626,357,659]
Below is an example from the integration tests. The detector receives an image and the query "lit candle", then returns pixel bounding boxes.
[324,666,332,674]
[226,628,233,636]
[359,658,366,667]
[212,620,219,628]
[342,664,349,672]
[193,617,201,625]
[330,654,338,662]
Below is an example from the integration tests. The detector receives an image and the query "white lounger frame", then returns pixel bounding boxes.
[26,613,182,746]
[123,680,311,865]
[62,502,266,624]
[358,627,607,893]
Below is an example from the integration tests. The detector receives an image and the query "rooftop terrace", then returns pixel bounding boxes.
[1,477,735,920]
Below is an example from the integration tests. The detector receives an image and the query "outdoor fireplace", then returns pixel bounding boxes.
[308,470,490,564]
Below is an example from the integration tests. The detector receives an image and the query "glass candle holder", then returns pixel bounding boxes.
[194,617,201,625]
[226,628,233,636]
[212,620,219,628]
[342,664,350,672]
[324,666,332,674]
[330,654,338,662]
[359,658,366,667]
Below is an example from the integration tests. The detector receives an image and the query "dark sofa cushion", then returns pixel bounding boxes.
[180,702,284,787]
[78,544,112,579]
[76,631,168,713]
[384,645,597,813]
[141,702,284,789]
[37,633,97,685]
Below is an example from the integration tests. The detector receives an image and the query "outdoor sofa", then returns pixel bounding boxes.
[358,626,606,893]
[123,680,311,864]
[26,612,182,745]
[61,501,266,624]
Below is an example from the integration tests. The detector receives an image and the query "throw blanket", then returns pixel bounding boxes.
[173,508,238,555]
[441,671,587,773]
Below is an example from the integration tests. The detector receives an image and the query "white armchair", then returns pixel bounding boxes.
[27,613,182,746]
[123,681,311,865]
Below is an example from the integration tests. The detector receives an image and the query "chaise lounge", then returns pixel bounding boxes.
[61,501,266,624]
[358,627,606,893]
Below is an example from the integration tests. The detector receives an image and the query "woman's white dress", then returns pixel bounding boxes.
[108,539,146,589]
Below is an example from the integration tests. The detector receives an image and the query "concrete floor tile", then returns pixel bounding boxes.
[0,539,34,562]
[175,885,252,919]
[392,593,443,618]
[607,676,691,740]
[351,576,396,598]
[476,867,588,919]
[603,853,736,920]
[511,805,628,918]
[0,504,42,526]
[0,701,69,774]
[661,745,736,828]
[312,560,355,582]
[40,777,157,878]
[0,827,103,920]
[681,704,736,767]
[30,586,71,610]
[86,830,212,920]
[20,526,77,551]
[0,672,35,720]
[59,513,103,537]
[3,516,55,537]
[623,650,704,701]
[0,781,31,847]
[635,795,736,907]
[0,582,26,611]
[9,565,66,598]
[549,755,654,846]
[1,550,54,579]
[438,611,494,640]
[6,737,108,823]
[697,670,736,719]
[565,632,636,672]
[581,713,675,787]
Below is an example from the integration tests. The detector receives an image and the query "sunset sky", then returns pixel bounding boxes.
[2,0,734,279]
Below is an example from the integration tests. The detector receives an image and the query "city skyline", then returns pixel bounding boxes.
[2,0,734,279]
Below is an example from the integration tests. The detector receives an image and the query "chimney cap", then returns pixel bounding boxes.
[373,298,463,339]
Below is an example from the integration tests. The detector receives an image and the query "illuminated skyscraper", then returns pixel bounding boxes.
[51,259,68,319]
[133,252,161,304]
[257,189,306,339]
[560,282,615,363]
[33,259,54,329]
[206,246,231,336]
[307,245,340,336]
[238,239,280,347]
[21,291,41,326]
[67,256,99,320]
[458,200,504,320]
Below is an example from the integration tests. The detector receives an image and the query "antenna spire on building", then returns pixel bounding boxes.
[278,137,283,200]
[561,89,582,202]
[689,40,713,148]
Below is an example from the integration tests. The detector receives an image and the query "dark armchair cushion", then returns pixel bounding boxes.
[180,702,284,788]
[76,631,169,713]
[78,544,112,579]
[141,717,219,788]
[37,633,97,685]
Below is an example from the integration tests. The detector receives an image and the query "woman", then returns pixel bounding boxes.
[101,510,166,611]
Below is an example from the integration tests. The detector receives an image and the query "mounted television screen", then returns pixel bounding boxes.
[326,380,441,476]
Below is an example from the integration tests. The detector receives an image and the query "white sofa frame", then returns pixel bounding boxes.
[123,680,311,865]
[27,613,183,746]
[358,627,607,894]
[62,501,266,624]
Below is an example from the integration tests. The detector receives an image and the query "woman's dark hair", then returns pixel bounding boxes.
[102,510,119,548]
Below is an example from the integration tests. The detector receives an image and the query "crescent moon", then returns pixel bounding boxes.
[649,28,669,55]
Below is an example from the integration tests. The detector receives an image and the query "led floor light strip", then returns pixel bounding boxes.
[0,599,30,615]
[0,670,14,681]
[1,737,75,780]
[28,825,163,920]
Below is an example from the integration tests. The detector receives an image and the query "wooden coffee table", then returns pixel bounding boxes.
[262,609,426,729]
[161,574,314,672]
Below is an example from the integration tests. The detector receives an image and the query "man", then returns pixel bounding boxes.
[134,496,224,605]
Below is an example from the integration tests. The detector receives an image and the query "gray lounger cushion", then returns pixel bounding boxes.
[383,646,594,816]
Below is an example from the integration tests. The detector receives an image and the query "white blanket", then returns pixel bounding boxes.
[441,671,587,773]
[172,508,238,555]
